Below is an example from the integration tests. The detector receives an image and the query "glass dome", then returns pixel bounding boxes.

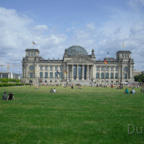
[67,45,88,56]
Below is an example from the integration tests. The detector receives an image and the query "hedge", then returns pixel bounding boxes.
[0,83,30,87]
[0,78,21,83]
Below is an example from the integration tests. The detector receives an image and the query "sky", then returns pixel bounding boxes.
[0,0,144,73]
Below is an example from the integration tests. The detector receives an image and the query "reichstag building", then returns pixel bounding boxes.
[22,45,134,85]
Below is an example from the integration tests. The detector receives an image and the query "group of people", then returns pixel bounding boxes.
[50,88,56,93]
[124,88,136,94]
[2,92,15,100]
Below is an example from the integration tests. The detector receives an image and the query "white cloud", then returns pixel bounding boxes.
[0,5,144,74]
[129,0,144,9]
[86,23,95,30]
[65,10,144,71]
[33,25,48,31]
[0,7,67,73]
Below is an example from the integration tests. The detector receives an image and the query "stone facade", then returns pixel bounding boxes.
[22,45,134,85]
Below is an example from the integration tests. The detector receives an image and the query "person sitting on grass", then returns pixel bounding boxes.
[130,89,136,94]
[50,88,53,93]
[124,88,129,94]
[53,88,56,93]
[7,92,15,100]
[2,92,7,100]
[35,85,39,89]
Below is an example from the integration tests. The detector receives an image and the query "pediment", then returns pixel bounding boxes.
[66,56,94,64]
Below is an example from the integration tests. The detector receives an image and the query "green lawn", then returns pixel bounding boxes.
[0,86,144,144]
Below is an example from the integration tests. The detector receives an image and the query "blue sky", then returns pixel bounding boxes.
[0,0,144,73]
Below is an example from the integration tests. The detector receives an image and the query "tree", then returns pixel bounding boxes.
[134,74,144,83]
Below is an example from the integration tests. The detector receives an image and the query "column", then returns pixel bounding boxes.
[53,68,55,79]
[93,65,96,81]
[34,64,38,78]
[47,66,49,78]
[82,64,84,80]
[121,65,124,82]
[77,64,79,80]
[25,64,28,78]
[99,67,101,79]
[130,65,132,79]
[104,66,106,79]
[64,65,66,79]
[23,64,25,78]
[118,64,121,82]
[67,65,69,79]
[132,66,134,79]
[72,65,74,80]
[87,65,89,80]
[113,66,115,80]
[108,66,110,80]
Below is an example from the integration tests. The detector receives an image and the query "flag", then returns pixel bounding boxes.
[64,70,67,74]
[104,59,107,64]
[57,70,60,75]
[123,42,124,47]
[32,41,35,45]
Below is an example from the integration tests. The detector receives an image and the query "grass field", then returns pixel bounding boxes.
[0,86,144,144]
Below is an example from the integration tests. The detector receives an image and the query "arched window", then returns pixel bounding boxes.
[124,66,128,72]
[105,73,109,79]
[111,73,113,79]
[29,65,34,71]
[50,72,53,78]
[96,73,99,78]
[40,72,43,78]
[101,73,104,79]
[55,72,58,79]
[45,72,48,78]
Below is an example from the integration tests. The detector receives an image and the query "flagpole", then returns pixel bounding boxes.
[32,41,33,49]
[123,42,125,50]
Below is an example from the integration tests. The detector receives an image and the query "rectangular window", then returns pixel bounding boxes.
[60,66,63,71]
[55,72,58,78]
[96,73,99,78]
[55,66,58,70]
[101,73,104,79]
[111,67,113,71]
[40,72,43,78]
[97,67,99,71]
[50,72,53,78]
[45,72,48,78]
[40,66,43,70]
[101,67,104,71]
[105,67,108,71]
[50,66,53,71]
[30,73,33,78]
[115,67,118,71]
[45,66,47,70]
[60,72,63,79]
[111,73,113,79]
[115,73,118,79]
[105,73,109,78]
[124,73,127,79]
